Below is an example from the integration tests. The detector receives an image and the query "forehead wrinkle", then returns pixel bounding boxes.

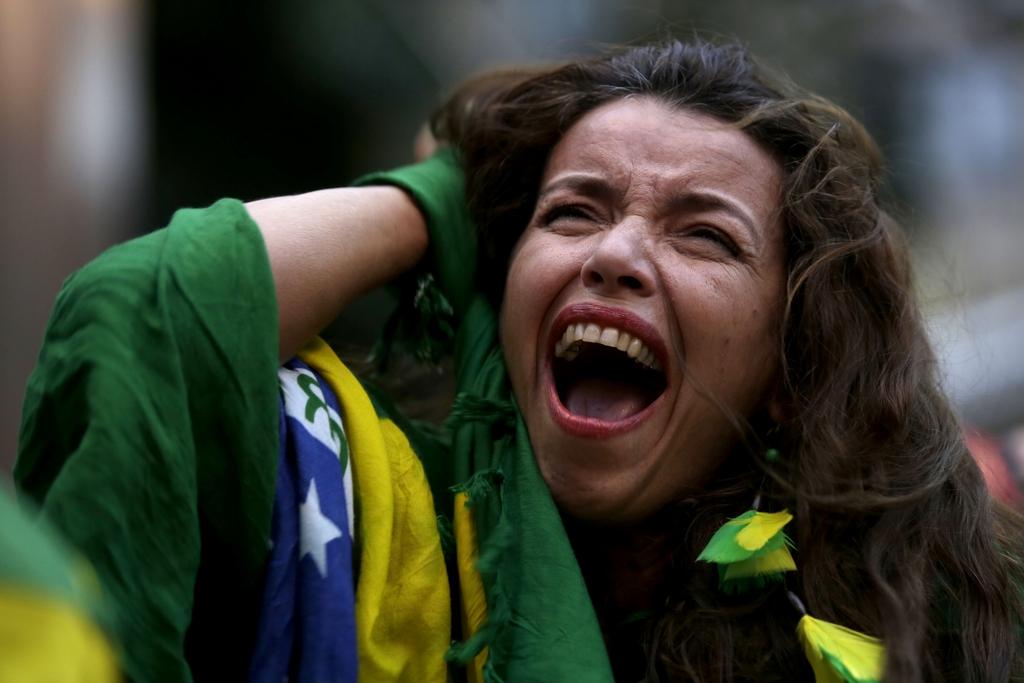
[544,98,782,246]
[540,147,635,201]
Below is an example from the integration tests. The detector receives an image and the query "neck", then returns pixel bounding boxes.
[566,513,676,681]
[565,513,674,621]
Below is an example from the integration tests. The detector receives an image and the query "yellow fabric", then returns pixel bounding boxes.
[0,585,120,683]
[797,614,885,683]
[300,338,450,683]
[722,546,796,581]
[453,491,488,683]
[733,509,793,551]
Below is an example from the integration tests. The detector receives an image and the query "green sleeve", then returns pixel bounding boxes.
[14,199,280,682]
[353,148,477,319]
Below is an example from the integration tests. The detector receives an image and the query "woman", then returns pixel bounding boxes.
[15,39,1024,681]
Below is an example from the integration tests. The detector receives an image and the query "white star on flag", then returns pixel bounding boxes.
[299,478,342,577]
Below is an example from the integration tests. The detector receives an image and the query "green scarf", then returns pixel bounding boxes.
[357,151,615,681]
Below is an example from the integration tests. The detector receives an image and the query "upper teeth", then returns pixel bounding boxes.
[554,323,662,371]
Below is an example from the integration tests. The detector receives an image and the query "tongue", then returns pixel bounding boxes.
[563,376,651,422]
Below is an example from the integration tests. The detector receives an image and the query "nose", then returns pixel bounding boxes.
[581,220,655,298]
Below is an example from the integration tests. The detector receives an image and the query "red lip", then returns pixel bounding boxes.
[545,303,669,439]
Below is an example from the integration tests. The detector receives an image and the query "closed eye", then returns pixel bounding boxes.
[538,204,600,234]
[686,226,741,257]
[542,204,592,223]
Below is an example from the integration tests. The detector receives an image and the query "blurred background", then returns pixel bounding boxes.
[2,0,1023,487]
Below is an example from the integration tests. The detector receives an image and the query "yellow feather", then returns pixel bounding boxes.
[797,614,884,683]
[721,546,796,580]
[733,509,792,551]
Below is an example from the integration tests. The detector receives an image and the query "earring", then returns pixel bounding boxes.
[695,447,885,683]
[696,495,795,594]
[790,591,885,683]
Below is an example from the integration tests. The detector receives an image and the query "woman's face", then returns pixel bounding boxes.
[501,97,787,523]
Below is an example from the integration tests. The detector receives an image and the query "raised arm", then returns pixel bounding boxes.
[246,185,428,361]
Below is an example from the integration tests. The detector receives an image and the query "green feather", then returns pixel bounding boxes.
[697,510,756,563]
[717,543,796,593]
[699,508,796,594]
[697,509,792,563]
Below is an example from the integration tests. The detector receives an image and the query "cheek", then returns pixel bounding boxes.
[502,234,569,326]
[500,234,584,391]
[667,270,783,382]
[686,268,781,334]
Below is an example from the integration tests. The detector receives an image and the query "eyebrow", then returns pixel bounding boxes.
[538,173,764,251]
[537,173,620,204]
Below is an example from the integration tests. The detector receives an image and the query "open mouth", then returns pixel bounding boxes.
[549,317,668,431]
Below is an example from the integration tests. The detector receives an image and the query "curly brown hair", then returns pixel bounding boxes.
[435,40,1024,681]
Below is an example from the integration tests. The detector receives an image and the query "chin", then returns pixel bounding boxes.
[533,449,668,525]
[548,486,635,525]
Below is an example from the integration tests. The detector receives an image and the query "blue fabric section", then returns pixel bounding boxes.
[250,358,357,683]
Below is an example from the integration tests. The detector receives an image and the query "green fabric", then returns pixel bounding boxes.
[14,199,280,682]
[362,151,615,682]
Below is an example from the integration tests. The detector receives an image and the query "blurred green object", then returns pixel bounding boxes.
[0,485,120,681]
